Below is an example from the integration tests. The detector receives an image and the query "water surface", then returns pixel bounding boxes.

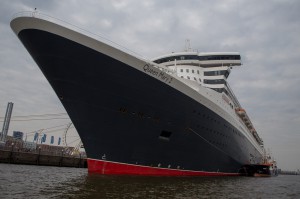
[0,164,299,198]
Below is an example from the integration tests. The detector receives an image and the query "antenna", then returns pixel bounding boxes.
[185,39,192,52]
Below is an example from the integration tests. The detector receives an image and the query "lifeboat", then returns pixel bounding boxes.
[244,119,250,124]
[235,108,246,116]
[250,128,256,133]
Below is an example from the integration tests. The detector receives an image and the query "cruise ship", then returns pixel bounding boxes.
[11,12,265,176]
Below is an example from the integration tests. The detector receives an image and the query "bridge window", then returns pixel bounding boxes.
[204,70,229,77]
[212,88,224,93]
[153,54,240,64]
[153,55,199,64]
[199,55,240,61]
[204,79,226,84]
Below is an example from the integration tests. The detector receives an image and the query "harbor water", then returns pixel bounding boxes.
[0,164,299,199]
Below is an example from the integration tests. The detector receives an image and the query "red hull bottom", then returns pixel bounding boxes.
[88,159,241,176]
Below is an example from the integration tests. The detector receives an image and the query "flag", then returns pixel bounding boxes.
[41,134,47,143]
[33,132,38,141]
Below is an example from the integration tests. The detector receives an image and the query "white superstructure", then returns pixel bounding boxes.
[152,52,240,98]
[152,51,264,151]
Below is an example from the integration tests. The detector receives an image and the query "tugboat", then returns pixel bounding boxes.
[253,161,278,177]
[242,152,278,177]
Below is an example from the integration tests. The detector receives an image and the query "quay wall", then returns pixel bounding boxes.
[0,149,87,168]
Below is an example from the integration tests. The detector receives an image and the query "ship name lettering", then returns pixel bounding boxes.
[158,71,170,83]
[143,64,173,84]
[143,64,159,76]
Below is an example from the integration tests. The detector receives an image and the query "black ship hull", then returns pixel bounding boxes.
[11,16,263,176]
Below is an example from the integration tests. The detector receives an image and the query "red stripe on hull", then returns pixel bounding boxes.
[88,159,240,176]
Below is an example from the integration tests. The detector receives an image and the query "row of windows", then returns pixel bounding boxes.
[204,70,229,78]
[154,55,240,64]
[191,111,230,148]
[204,79,226,85]
[193,111,221,125]
[181,76,202,82]
[180,68,200,74]
[211,88,224,93]
[154,55,198,64]
[223,124,243,138]
[200,55,240,61]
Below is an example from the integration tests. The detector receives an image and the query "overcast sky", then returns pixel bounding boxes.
[0,0,299,171]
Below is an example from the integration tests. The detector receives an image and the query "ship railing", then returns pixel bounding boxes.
[11,11,149,62]
[12,11,177,77]
[235,111,264,147]
[225,84,241,108]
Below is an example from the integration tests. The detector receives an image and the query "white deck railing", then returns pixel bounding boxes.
[11,11,148,62]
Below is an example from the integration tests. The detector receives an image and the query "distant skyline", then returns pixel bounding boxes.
[1,0,300,170]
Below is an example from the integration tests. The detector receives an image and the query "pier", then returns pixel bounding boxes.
[278,170,300,175]
[0,147,87,168]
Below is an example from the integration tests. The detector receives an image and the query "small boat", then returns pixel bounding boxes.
[253,162,278,177]
[241,157,278,177]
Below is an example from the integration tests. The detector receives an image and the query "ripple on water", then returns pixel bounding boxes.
[1,164,300,199]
